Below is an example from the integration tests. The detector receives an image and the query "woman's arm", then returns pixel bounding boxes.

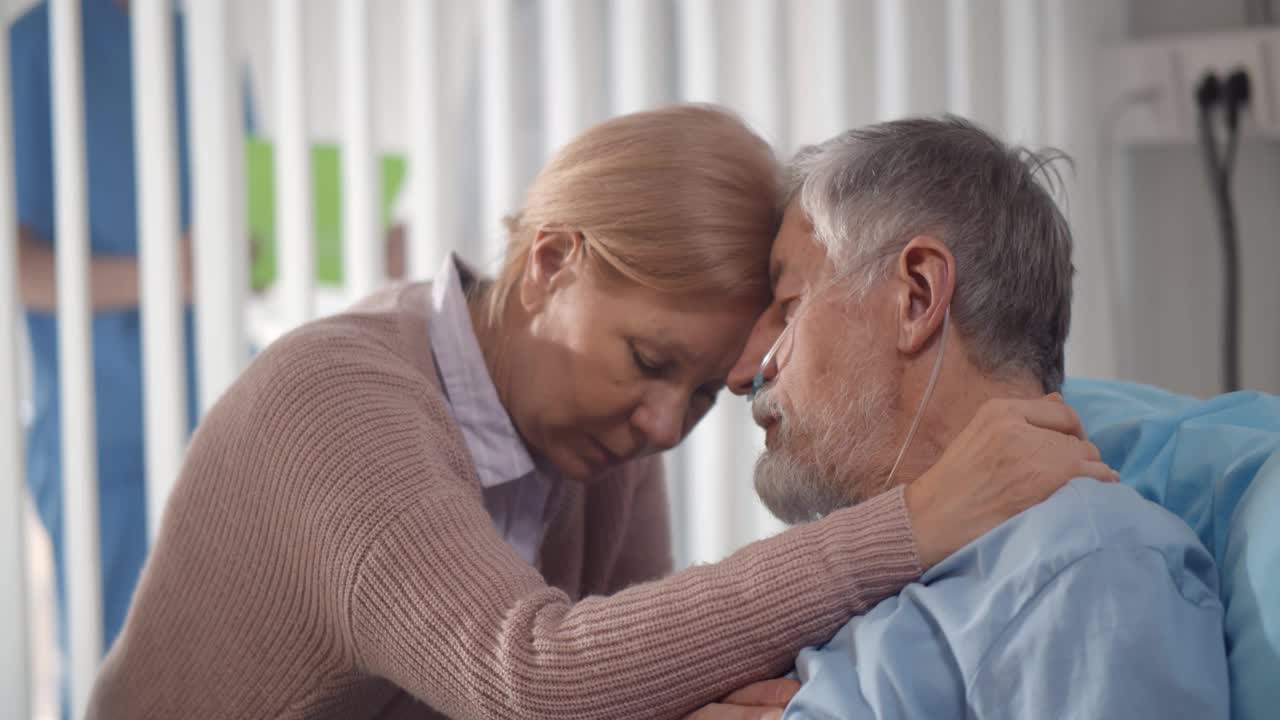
[342,395,1107,720]
[18,226,193,311]
[348,483,917,720]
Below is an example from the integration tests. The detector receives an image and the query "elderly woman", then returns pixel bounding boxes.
[88,106,1106,719]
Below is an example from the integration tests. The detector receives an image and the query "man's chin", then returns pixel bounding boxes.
[753,450,846,525]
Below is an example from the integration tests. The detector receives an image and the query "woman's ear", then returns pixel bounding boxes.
[894,235,956,354]
[519,229,586,312]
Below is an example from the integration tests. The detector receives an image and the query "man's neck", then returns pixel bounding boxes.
[890,364,1045,485]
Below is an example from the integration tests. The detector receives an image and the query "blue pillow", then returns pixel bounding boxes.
[1064,378,1280,720]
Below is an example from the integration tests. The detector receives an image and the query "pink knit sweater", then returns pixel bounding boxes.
[87,283,922,719]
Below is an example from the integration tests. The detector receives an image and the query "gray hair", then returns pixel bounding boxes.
[784,115,1074,392]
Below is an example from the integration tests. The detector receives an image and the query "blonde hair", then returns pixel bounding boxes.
[486,104,781,321]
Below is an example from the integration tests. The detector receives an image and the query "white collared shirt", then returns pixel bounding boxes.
[428,254,559,564]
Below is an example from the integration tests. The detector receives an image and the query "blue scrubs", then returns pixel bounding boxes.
[9,0,198,665]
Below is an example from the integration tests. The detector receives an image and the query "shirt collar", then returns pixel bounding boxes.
[429,254,536,488]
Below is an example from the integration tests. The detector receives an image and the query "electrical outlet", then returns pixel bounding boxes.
[1172,29,1275,136]
[1105,28,1280,143]
[1100,42,1181,143]
[1263,33,1280,131]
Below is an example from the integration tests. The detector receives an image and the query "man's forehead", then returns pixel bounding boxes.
[769,206,823,292]
[769,256,784,290]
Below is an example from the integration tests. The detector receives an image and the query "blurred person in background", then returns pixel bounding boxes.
[88,105,1112,720]
[9,1,199,712]
[727,117,1226,718]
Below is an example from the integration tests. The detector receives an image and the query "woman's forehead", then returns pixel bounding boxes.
[618,291,760,360]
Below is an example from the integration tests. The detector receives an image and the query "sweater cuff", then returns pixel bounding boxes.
[811,485,924,615]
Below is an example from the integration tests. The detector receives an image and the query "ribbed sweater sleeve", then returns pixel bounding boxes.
[350,484,917,720]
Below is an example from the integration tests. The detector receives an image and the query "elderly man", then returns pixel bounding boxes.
[724,117,1229,719]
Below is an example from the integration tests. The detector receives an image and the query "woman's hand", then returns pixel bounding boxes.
[681,678,800,720]
[905,394,1119,568]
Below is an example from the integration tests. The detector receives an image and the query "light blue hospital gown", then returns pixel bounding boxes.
[784,478,1230,719]
[9,0,197,659]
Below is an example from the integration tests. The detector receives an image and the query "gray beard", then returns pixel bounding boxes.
[752,372,897,524]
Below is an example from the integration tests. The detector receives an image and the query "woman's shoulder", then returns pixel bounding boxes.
[286,282,433,352]
[210,283,457,444]
[187,282,480,514]
[253,283,437,387]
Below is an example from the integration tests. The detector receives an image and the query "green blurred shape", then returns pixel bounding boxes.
[245,137,407,290]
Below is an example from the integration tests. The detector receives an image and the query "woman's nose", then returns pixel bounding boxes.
[633,396,685,452]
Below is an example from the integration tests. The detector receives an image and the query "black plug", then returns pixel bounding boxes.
[1192,70,1245,393]
[1223,69,1251,132]
[1196,72,1221,110]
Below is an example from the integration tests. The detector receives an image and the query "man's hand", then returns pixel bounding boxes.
[905,393,1120,568]
[682,678,800,720]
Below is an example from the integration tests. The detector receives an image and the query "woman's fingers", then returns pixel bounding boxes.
[1079,438,1103,463]
[905,395,1119,568]
[1010,395,1087,441]
[720,678,800,707]
[1077,459,1121,484]
[681,678,799,720]
[683,704,784,720]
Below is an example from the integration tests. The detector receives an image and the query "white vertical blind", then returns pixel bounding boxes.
[187,0,249,415]
[902,0,949,115]
[50,0,102,713]
[274,0,315,324]
[950,0,1005,133]
[738,0,788,539]
[1003,0,1043,142]
[1044,0,1119,381]
[875,0,908,120]
[404,0,451,279]
[610,0,668,114]
[132,0,188,541]
[741,0,787,147]
[0,0,31,712]
[810,0,850,140]
[339,0,382,300]
[946,0,974,116]
[481,0,518,264]
[677,0,717,104]
[876,0,950,120]
[1085,0,1136,381]
[541,0,588,156]
[674,0,729,565]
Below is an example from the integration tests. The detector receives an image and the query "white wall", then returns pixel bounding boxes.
[1122,1,1280,396]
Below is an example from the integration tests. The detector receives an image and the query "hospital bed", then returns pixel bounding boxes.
[1064,378,1280,720]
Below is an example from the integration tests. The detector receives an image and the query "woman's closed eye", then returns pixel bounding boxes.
[630,344,670,378]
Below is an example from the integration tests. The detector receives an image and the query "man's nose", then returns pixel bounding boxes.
[728,315,781,396]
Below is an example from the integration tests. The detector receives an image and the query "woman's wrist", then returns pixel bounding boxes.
[903,477,946,569]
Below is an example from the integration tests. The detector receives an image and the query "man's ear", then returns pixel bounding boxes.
[519,228,586,312]
[894,235,955,354]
